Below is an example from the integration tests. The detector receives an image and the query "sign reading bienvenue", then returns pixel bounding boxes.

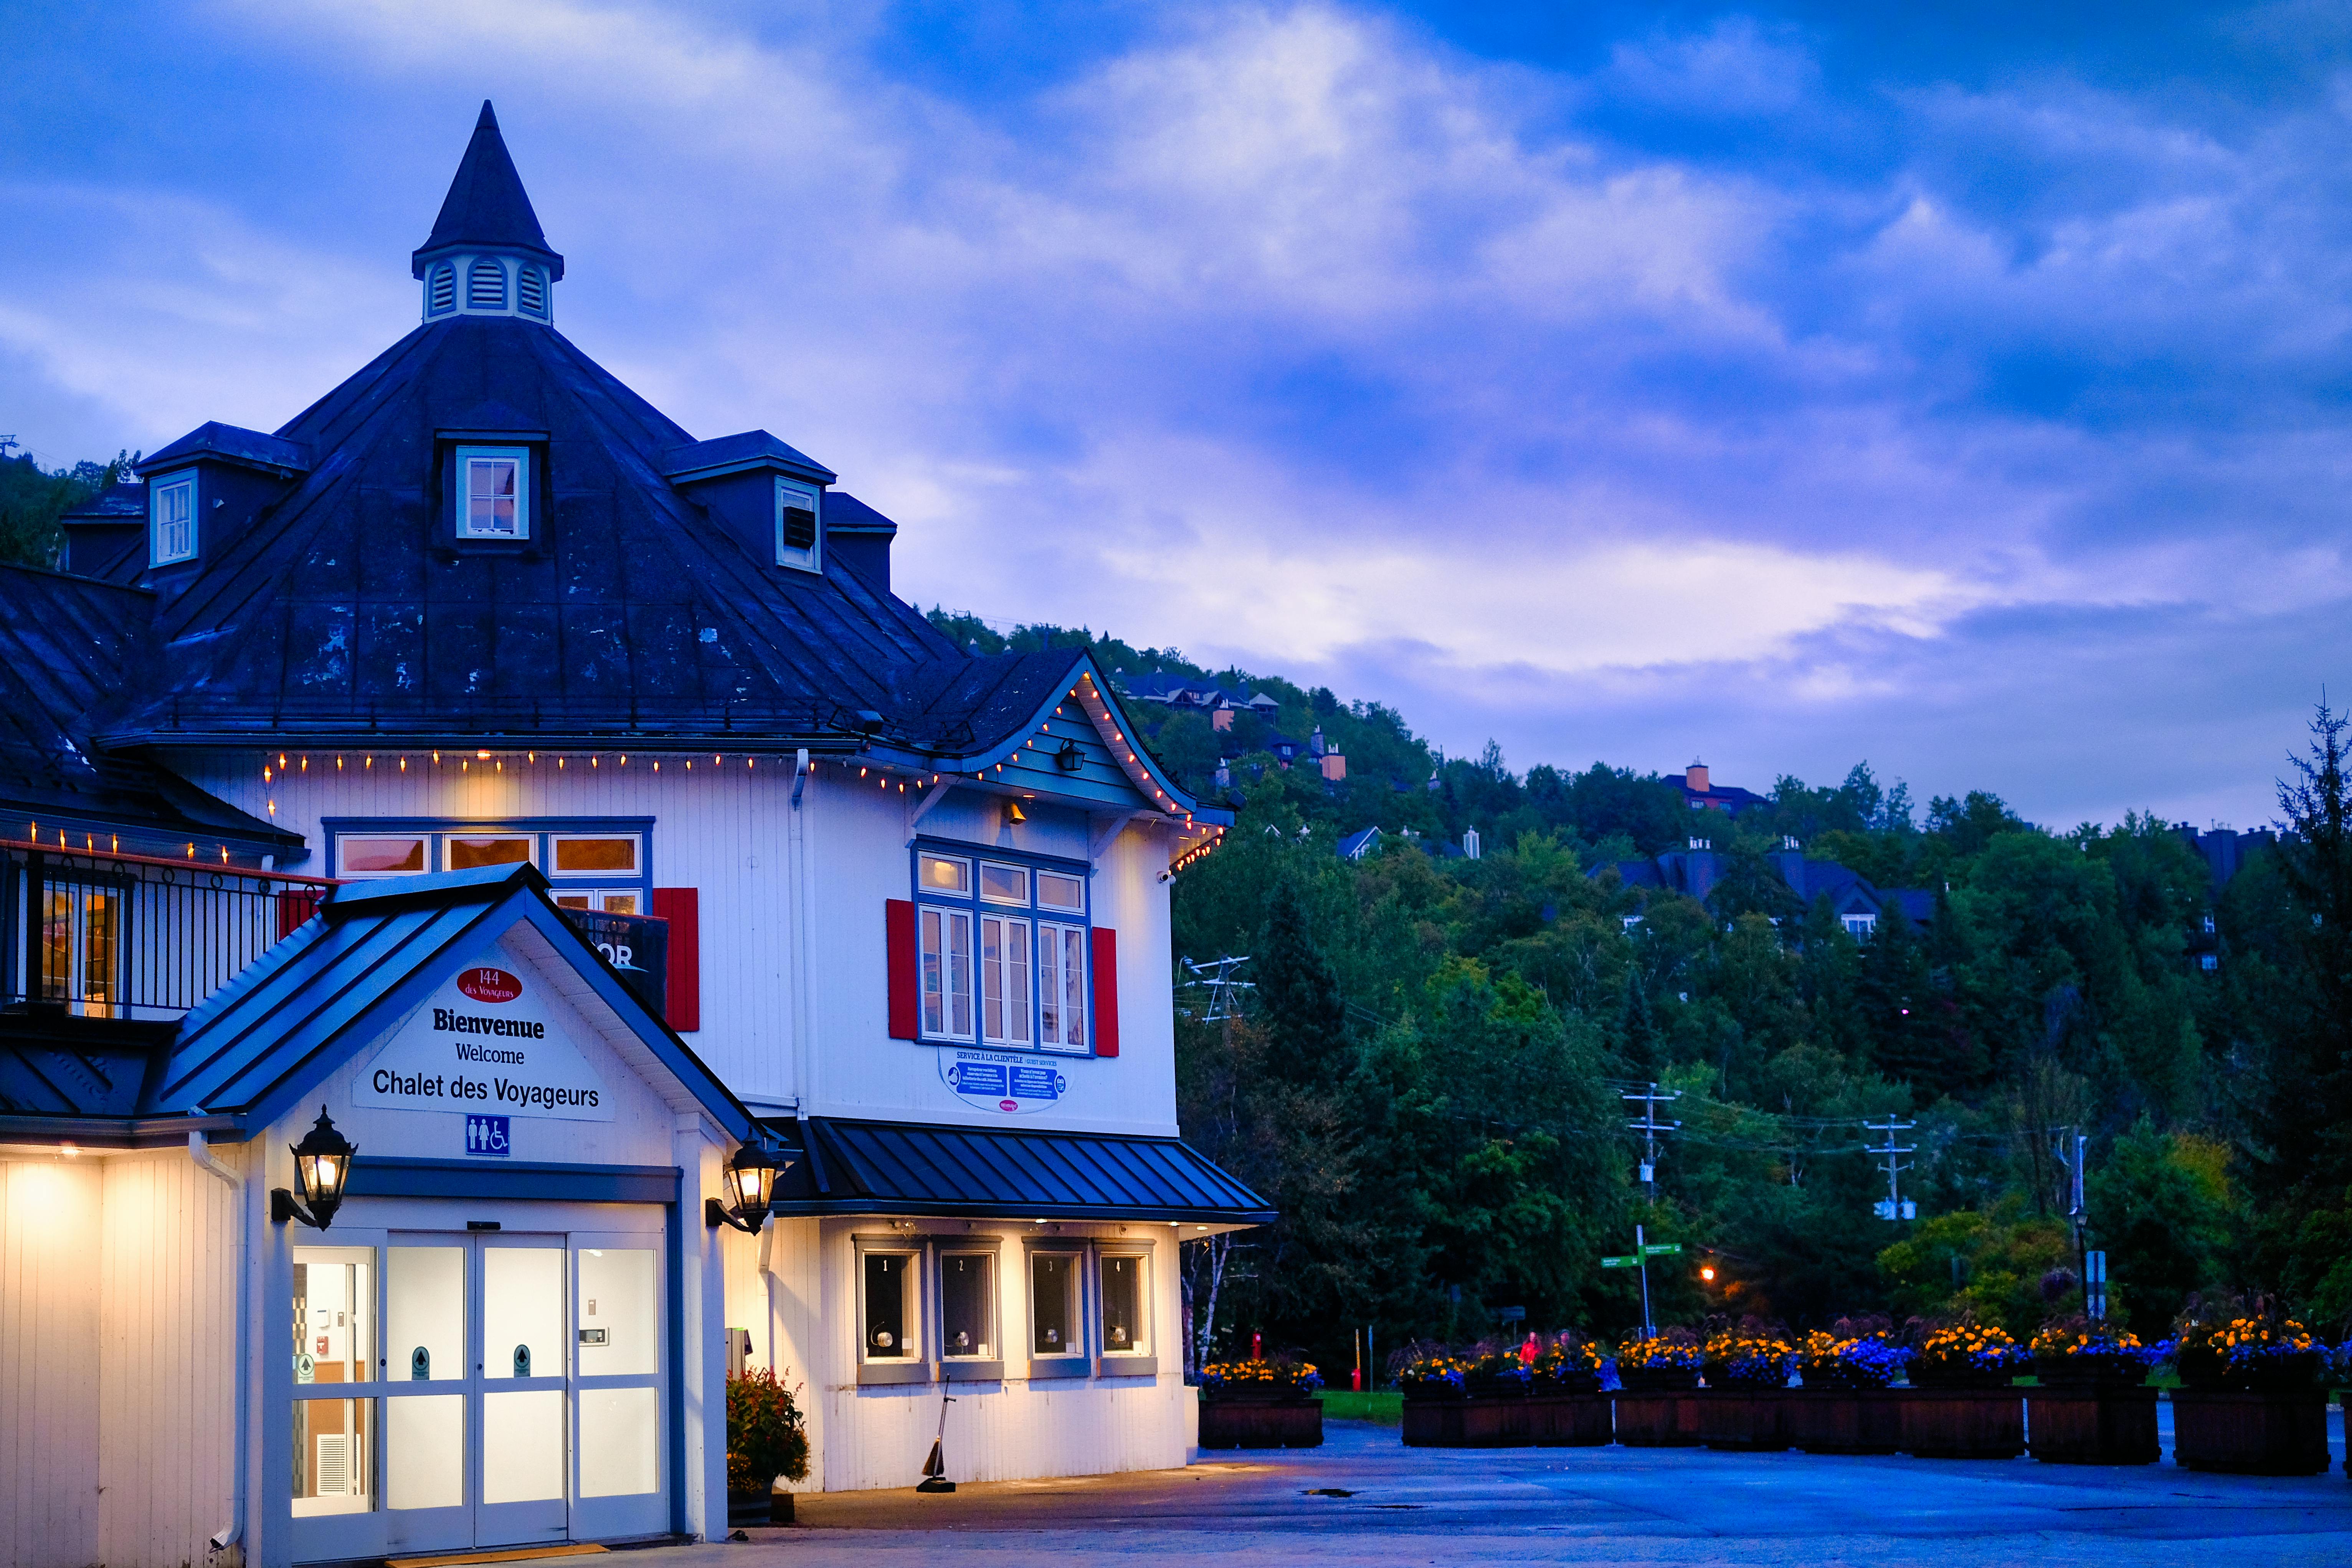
[355,962,614,1122]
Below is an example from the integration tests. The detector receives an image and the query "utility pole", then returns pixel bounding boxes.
[2056,1127,2090,1310]
[1179,955,1254,1022]
[1622,1082,1682,1199]
[1866,1117,1916,1221]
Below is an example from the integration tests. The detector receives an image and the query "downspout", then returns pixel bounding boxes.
[191,1132,247,1557]
[787,748,811,1112]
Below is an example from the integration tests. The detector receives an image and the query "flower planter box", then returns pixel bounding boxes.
[1198,1396,1323,1449]
[2170,1389,2328,1475]
[1783,1388,1901,1454]
[1527,1393,1612,1447]
[1697,1387,1789,1451]
[1898,1387,2024,1459]
[2025,1385,2158,1465]
[727,1490,793,1525]
[1613,1391,1703,1447]
[1400,1395,1527,1447]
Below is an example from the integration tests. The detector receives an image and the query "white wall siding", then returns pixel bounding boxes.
[0,1157,104,1568]
[98,1148,243,1568]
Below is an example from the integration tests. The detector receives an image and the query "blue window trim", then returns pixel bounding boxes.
[909,836,1097,1059]
[149,469,198,566]
[324,816,654,907]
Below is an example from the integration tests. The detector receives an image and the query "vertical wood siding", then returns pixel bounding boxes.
[1,1158,103,1568]
[97,1149,241,1568]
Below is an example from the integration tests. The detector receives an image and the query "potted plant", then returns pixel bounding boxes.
[1698,1319,1794,1451]
[1899,1320,2027,1459]
[1787,1320,1909,1454]
[1528,1331,1612,1446]
[1198,1358,1324,1449]
[2022,1317,2164,1464]
[2169,1296,2328,1475]
[1458,1347,1537,1445]
[1397,1348,1478,1447]
[1614,1328,1705,1446]
[726,1366,810,1525]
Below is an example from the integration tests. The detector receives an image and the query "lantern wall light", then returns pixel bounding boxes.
[271,1107,357,1230]
[706,1137,794,1233]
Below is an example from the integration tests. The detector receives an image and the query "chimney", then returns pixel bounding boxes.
[1320,751,1347,783]
[1211,707,1233,732]
[1462,827,1481,860]
[1686,760,1710,794]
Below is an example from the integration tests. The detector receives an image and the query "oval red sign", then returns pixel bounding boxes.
[458,967,522,1003]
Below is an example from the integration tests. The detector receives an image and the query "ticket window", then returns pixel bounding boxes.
[292,1247,376,1517]
[939,1250,1001,1380]
[856,1248,924,1384]
[1097,1251,1153,1374]
[1027,1251,1086,1376]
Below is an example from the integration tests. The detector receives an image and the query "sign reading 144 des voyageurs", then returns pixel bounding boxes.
[354,962,614,1122]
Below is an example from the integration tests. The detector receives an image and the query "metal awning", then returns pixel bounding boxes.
[762,1116,1274,1226]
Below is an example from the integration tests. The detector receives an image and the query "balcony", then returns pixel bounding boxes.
[3,838,337,1022]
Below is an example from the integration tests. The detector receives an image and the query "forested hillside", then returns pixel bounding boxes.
[932,610,2352,1373]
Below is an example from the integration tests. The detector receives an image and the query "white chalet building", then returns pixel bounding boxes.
[0,103,1259,1568]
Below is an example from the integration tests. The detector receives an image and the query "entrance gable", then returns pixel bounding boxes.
[152,864,752,1142]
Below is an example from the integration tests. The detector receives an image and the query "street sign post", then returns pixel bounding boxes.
[1643,1243,1682,1257]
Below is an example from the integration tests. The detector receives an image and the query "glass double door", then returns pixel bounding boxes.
[291,1226,665,1560]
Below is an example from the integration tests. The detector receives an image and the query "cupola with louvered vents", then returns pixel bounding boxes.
[412,101,564,325]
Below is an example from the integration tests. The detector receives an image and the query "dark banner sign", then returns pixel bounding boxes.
[560,908,669,1021]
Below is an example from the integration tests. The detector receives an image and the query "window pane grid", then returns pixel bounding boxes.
[916,849,1089,1054]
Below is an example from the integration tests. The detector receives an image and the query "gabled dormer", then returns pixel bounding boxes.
[132,422,310,572]
[662,430,838,574]
[412,101,565,325]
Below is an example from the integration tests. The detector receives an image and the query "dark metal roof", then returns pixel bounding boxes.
[0,1012,175,1116]
[0,563,297,851]
[153,862,753,1137]
[413,101,564,279]
[136,422,311,478]
[764,1114,1275,1224]
[664,430,835,486]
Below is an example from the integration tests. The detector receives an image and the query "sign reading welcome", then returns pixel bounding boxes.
[355,962,614,1122]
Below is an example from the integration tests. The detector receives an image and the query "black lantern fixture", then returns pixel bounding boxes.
[707,1138,792,1233]
[271,1106,358,1229]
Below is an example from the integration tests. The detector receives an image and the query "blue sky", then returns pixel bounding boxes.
[5,1,2349,829]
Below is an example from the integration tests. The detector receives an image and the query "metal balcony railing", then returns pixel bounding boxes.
[3,839,339,1021]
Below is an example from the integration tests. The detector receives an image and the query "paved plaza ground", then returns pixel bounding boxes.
[663,1408,2352,1567]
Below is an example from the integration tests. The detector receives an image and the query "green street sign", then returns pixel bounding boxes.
[1600,1255,1638,1268]
[1644,1243,1683,1256]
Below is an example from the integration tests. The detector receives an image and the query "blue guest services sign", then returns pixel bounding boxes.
[940,1050,1069,1115]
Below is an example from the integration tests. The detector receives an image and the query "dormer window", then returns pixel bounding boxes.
[467,257,508,311]
[776,478,821,572]
[427,263,456,317]
[150,473,196,565]
[456,446,530,539]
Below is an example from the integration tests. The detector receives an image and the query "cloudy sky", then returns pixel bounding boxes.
[5,1,2349,829]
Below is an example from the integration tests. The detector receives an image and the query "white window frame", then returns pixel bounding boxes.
[550,833,642,879]
[456,446,531,540]
[336,835,430,879]
[853,1240,928,1386]
[775,478,821,572]
[150,472,197,565]
[1095,1248,1153,1373]
[920,904,974,1041]
[1037,921,1087,1052]
[441,832,537,872]
[1035,870,1086,915]
[1842,913,1878,939]
[979,912,1033,1047]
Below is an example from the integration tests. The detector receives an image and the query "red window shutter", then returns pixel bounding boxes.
[651,887,701,1032]
[886,899,919,1040]
[1090,927,1119,1057]
[276,888,323,941]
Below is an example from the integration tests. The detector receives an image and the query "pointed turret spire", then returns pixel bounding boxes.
[413,101,562,277]
[411,102,564,324]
